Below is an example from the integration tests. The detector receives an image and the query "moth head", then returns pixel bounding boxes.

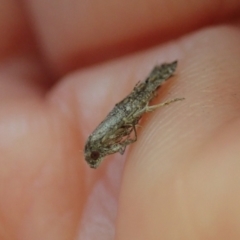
[84,143,104,169]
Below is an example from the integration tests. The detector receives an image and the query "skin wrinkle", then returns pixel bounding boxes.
[115,28,240,239]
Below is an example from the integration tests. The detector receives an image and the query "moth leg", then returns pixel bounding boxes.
[130,97,184,120]
[101,127,136,155]
[131,105,148,119]
[119,146,126,155]
[146,97,184,112]
[119,124,137,155]
[102,144,125,155]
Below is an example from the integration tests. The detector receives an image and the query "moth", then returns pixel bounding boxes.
[84,61,184,168]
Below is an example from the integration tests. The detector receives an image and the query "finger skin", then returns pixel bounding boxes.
[49,25,240,239]
[0,99,84,240]
[24,0,240,74]
[0,1,240,239]
[0,25,239,239]
[115,26,240,239]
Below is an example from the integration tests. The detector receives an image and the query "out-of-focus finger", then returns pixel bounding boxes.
[25,0,240,75]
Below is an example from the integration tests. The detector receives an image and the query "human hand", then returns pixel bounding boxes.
[1,0,240,239]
